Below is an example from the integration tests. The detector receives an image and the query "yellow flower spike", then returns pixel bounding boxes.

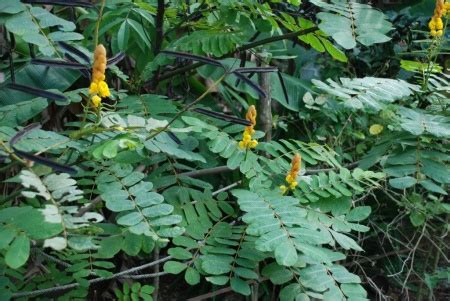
[88,44,111,110]
[238,105,258,150]
[281,154,302,193]
[430,1,447,37]
[91,95,102,108]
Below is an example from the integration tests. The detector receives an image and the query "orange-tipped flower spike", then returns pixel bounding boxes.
[239,105,258,149]
[280,154,302,193]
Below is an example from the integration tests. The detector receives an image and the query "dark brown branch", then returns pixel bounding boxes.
[154,0,165,55]
[257,53,272,142]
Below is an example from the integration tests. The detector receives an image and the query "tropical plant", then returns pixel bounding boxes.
[0,0,448,300]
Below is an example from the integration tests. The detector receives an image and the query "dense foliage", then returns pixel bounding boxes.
[0,0,448,300]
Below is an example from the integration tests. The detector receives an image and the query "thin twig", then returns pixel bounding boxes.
[12,256,173,298]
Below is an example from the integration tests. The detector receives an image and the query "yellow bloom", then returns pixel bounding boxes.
[429,1,447,37]
[89,82,98,94]
[98,80,110,97]
[249,140,258,148]
[89,44,110,108]
[281,154,301,193]
[280,185,288,194]
[91,95,102,107]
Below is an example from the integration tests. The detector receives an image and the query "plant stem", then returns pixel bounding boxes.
[94,0,106,47]
[257,51,272,142]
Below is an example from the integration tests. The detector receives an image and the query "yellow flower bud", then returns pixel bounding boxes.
[431,30,438,37]
[436,18,444,29]
[249,140,258,148]
[436,29,443,36]
[239,141,246,149]
[369,124,384,135]
[98,81,110,97]
[280,185,287,194]
[289,181,298,189]
[286,174,293,183]
[429,20,436,30]
[89,82,98,94]
[91,95,102,107]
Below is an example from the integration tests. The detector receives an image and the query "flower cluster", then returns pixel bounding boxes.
[238,105,258,149]
[280,153,301,194]
[428,0,449,37]
[89,44,110,108]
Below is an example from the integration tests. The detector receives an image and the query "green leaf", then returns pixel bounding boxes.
[262,263,293,285]
[299,264,334,292]
[122,233,142,256]
[410,212,426,227]
[163,261,188,274]
[0,98,48,126]
[206,276,229,285]
[127,19,151,49]
[202,255,232,275]
[234,267,258,280]
[346,206,372,222]
[330,231,363,251]
[131,282,141,293]
[230,277,251,296]
[5,234,30,269]
[330,265,361,284]
[117,212,144,226]
[98,236,123,258]
[185,267,200,285]
[419,180,447,195]
[389,176,417,189]
[0,0,24,14]
[279,283,302,301]
[0,227,16,249]
[118,21,130,51]
[141,285,154,294]
[142,204,174,218]
[168,247,192,260]
[341,283,367,298]
[275,241,298,266]
[311,0,393,49]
